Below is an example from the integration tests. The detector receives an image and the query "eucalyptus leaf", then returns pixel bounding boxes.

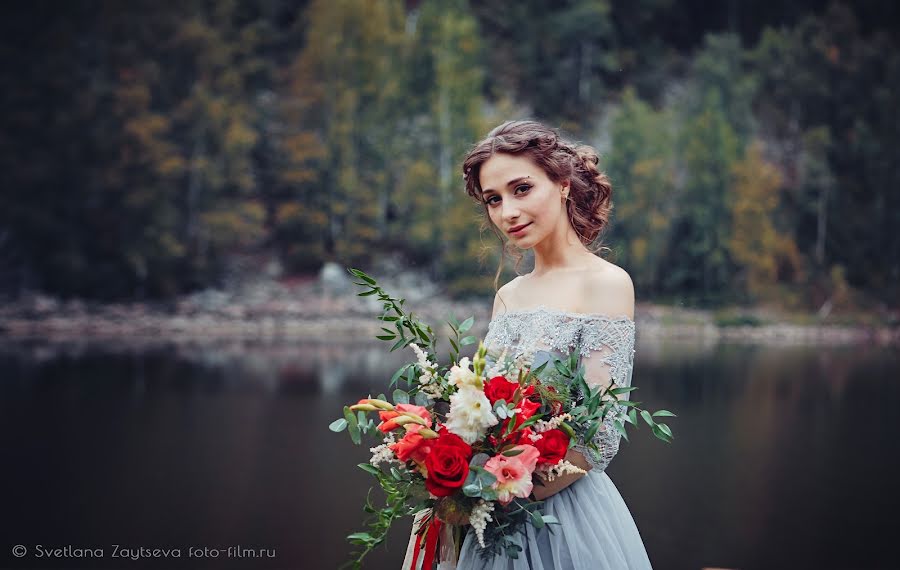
[329,418,348,432]
[392,389,409,405]
[459,316,474,332]
[344,406,361,445]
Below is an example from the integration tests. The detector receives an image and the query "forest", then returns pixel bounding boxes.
[1,0,898,312]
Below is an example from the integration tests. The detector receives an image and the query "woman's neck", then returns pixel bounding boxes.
[529,225,597,277]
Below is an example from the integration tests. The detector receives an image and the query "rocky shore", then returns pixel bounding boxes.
[1,263,897,346]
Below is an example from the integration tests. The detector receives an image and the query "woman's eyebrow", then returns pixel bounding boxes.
[482,176,531,194]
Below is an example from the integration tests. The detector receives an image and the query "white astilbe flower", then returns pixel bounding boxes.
[527,432,544,442]
[542,459,587,481]
[533,413,573,433]
[369,442,396,467]
[469,500,495,549]
[445,385,498,444]
[410,343,443,399]
[447,357,478,388]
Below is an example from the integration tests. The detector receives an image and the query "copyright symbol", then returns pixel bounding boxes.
[12,545,27,557]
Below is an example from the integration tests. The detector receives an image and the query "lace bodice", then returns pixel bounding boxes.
[484,305,636,472]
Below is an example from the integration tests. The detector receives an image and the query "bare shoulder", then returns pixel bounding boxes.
[580,260,635,319]
[491,276,525,318]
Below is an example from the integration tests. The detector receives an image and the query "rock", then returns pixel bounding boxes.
[319,262,353,295]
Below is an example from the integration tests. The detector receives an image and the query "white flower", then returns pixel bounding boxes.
[369,443,396,467]
[533,413,573,433]
[541,459,587,481]
[447,357,478,388]
[469,500,495,549]
[445,385,498,444]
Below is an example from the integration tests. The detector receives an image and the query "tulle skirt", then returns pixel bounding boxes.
[403,470,652,570]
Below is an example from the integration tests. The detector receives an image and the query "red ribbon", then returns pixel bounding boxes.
[410,516,442,570]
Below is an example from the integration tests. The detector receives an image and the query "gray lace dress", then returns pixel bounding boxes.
[404,306,653,570]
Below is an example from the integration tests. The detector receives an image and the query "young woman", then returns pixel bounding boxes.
[403,120,652,569]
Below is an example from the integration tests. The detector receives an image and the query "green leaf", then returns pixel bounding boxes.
[357,463,380,476]
[628,408,638,426]
[609,386,638,396]
[347,532,373,543]
[652,410,677,418]
[351,269,376,285]
[502,448,524,457]
[651,424,672,443]
[390,365,408,388]
[329,418,348,432]
[344,406,361,445]
[390,338,407,351]
[459,316,474,332]
[657,423,674,439]
[640,410,654,427]
[613,419,629,442]
[519,413,544,429]
[376,335,395,341]
[460,335,477,345]
[449,338,459,353]
[584,420,600,442]
[529,511,545,529]
[558,421,576,440]
[393,389,409,405]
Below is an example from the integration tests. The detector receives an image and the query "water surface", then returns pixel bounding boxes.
[0,337,897,570]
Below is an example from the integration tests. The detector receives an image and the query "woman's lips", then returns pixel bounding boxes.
[508,223,531,237]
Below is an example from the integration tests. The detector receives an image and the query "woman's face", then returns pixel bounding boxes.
[479,152,567,249]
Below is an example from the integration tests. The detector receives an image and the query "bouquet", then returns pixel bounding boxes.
[330,268,675,569]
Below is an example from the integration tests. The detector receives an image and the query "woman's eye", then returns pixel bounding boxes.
[515,184,531,194]
[485,196,499,206]
[484,185,530,206]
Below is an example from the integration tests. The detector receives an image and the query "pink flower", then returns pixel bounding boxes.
[483,445,540,505]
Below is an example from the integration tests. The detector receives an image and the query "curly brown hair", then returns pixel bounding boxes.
[462,120,613,294]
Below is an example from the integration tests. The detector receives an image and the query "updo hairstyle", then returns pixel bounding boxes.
[461,120,613,291]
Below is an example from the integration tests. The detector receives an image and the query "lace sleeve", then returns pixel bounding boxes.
[571,317,636,472]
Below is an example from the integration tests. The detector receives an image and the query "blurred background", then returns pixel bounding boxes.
[1,1,898,569]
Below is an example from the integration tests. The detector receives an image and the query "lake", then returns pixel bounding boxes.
[0,335,897,569]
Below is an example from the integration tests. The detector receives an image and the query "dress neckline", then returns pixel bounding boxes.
[492,304,635,324]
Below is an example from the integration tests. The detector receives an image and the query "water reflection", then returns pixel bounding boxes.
[0,337,897,570]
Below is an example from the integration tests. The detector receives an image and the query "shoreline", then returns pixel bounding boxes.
[2,298,896,346]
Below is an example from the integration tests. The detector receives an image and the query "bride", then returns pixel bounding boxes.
[402,120,653,569]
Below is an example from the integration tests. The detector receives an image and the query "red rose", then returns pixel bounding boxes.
[484,376,517,405]
[533,429,570,465]
[424,428,472,497]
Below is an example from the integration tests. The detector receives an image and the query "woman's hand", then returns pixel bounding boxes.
[530,448,593,501]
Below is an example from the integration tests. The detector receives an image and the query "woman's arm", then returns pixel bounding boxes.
[532,267,635,501]
[531,448,593,500]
